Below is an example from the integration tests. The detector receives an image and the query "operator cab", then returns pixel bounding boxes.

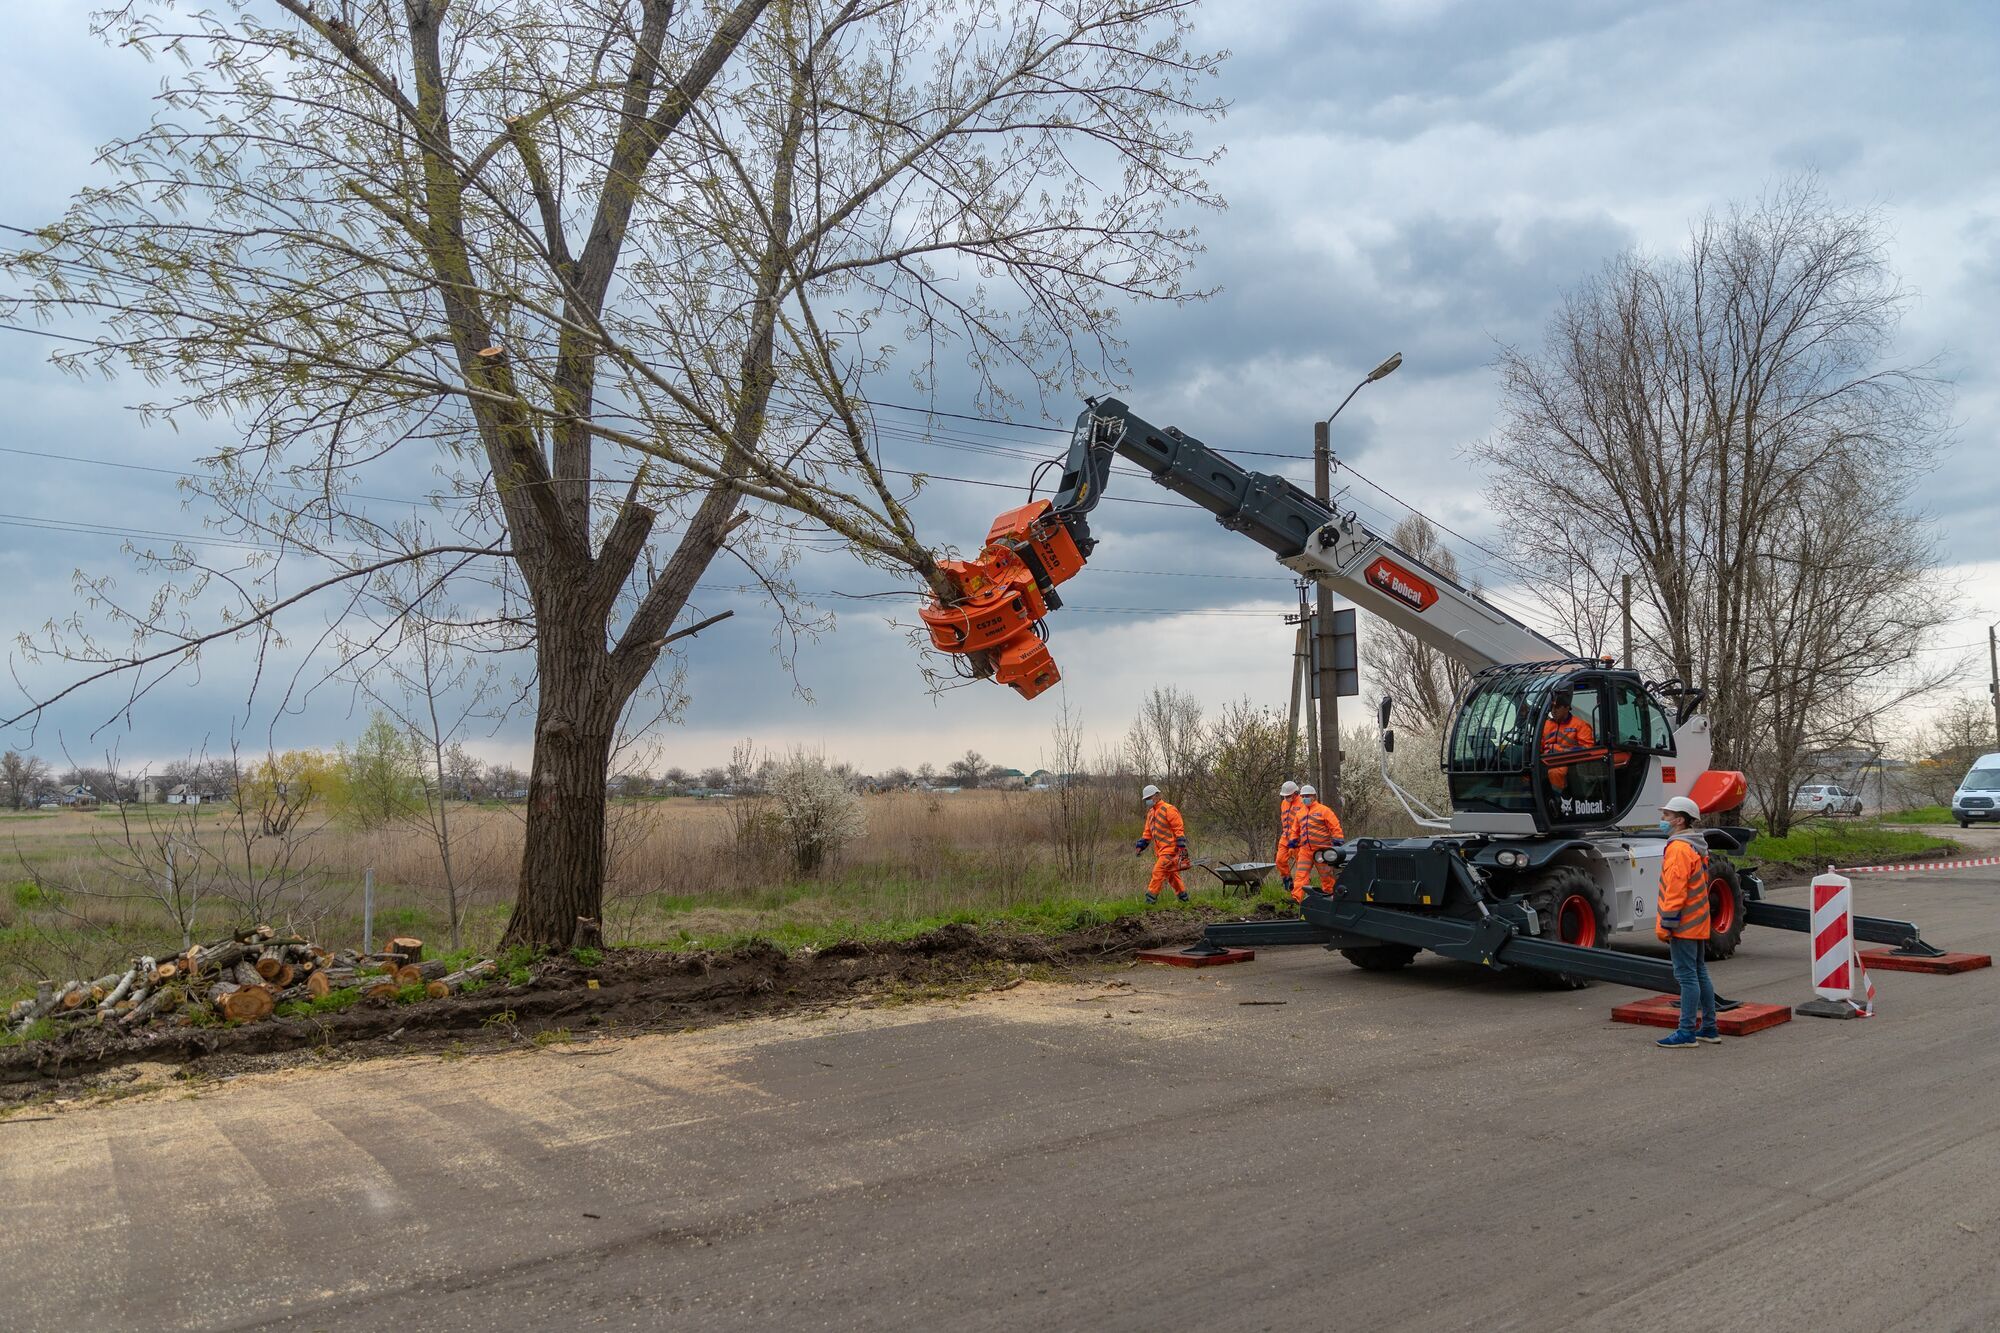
[1444,661,1679,833]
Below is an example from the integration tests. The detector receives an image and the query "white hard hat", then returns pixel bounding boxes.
[1660,795,1701,820]
[1141,784,1161,802]
[1299,784,1317,799]
[1279,781,1299,797]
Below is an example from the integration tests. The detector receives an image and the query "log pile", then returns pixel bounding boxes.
[7,929,499,1037]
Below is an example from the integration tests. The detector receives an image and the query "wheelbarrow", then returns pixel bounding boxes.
[1195,859,1277,895]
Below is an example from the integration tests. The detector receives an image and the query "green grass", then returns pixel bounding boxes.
[570,946,603,967]
[1873,805,1955,825]
[1745,822,1954,869]
[0,1017,56,1047]
[639,882,1293,955]
[273,987,364,1019]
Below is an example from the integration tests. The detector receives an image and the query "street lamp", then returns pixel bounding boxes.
[1312,351,1404,809]
[1988,620,1999,745]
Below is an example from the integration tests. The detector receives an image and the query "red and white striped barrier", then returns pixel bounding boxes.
[1837,855,2000,874]
[1806,870,1874,1017]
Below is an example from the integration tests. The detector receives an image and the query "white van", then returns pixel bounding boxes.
[1951,753,2000,828]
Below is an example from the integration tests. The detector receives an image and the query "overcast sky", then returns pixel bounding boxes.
[2,1,1996,777]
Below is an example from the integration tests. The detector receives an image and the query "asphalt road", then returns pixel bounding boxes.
[6,854,1997,1332]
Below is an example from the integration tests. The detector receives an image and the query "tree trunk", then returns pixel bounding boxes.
[501,625,619,949]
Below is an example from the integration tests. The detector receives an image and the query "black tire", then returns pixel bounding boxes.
[1960,819,1972,830]
[1525,865,1612,991]
[1703,856,1749,962]
[1341,944,1420,973]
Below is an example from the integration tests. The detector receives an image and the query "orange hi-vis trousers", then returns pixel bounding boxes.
[1148,853,1185,899]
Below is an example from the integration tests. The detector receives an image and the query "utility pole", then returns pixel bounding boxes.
[1621,573,1633,668]
[1313,351,1402,810]
[1284,583,1311,776]
[1312,419,1341,807]
[1989,623,1999,745]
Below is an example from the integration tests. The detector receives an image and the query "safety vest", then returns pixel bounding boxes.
[1143,800,1184,850]
[1656,835,1712,940]
[1297,800,1343,851]
[1541,714,1597,789]
[1278,795,1302,845]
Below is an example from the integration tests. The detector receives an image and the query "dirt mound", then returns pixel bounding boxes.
[1,907,1276,1099]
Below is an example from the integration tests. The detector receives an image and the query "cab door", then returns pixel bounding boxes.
[1603,675,1676,825]
[1537,674,1617,829]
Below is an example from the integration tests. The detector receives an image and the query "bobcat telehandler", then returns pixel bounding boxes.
[918,398,1943,990]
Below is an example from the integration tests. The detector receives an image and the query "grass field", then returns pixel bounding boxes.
[0,789,1280,999]
[1,790,1960,1001]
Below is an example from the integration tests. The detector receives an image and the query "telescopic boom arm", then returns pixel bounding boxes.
[919,398,1566,697]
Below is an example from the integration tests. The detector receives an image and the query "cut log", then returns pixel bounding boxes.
[439,960,497,992]
[232,961,265,989]
[118,986,179,1028]
[411,960,447,982]
[188,940,251,977]
[385,936,424,965]
[61,984,92,1010]
[254,955,285,982]
[360,978,400,999]
[392,964,424,987]
[424,980,449,999]
[218,986,275,1022]
[153,961,178,983]
[268,963,295,989]
[306,971,332,999]
[11,982,61,1034]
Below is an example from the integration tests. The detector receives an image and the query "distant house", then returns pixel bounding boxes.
[990,767,1028,791]
[1025,769,1054,790]
[137,777,166,805]
[167,783,201,806]
[60,785,100,809]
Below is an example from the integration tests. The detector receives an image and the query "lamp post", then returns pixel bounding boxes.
[1314,351,1403,808]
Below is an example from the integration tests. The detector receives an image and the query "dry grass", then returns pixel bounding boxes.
[0,789,1223,994]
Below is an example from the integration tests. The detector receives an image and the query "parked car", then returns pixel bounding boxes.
[1795,783,1864,817]
[1951,753,2000,828]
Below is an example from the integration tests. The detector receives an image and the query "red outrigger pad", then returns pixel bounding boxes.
[1135,947,1254,969]
[1610,994,1793,1036]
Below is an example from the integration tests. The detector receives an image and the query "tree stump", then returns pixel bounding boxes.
[570,917,604,951]
[385,936,424,965]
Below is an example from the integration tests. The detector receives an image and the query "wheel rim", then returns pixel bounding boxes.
[1555,893,1599,947]
[1709,879,1736,936]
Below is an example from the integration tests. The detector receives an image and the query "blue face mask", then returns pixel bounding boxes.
[1658,820,1673,834]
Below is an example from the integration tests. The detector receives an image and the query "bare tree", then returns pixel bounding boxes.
[1486,178,1953,826]
[1194,698,1287,860]
[946,750,991,789]
[1359,515,1477,735]
[1904,696,1997,808]
[1044,697,1112,884]
[0,752,50,810]
[1125,685,1209,800]
[3,0,1224,948]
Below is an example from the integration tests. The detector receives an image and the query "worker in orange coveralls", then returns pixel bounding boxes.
[1540,686,1596,792]
[1274,780,1303,889]
[1135,784,1189,905]
[1288,783,1344,903]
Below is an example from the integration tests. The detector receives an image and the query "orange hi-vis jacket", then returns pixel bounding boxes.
[1275,794,1303,864]
[1655,834,1712,941]
[1540,713,1597,790]
[1142,799,1185,857]
[1295,800,1343,852]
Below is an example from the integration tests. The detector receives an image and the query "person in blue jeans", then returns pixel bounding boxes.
[1652,796,1720,1048]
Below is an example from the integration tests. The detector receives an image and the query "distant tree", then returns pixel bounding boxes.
[335,713,426,829]
[237,749,341,835]
[768,750,865,876]
[916,763,939,788]
[0,752,50,810]
[1195,700,1289,859]
[698,767,729,793]
[947,751,990,788]
[1125,686,1209,799]
[1905,697,1998,808]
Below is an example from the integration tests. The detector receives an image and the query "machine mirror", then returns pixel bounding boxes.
[1378,695,1393,728]
[1383,728,1396,755]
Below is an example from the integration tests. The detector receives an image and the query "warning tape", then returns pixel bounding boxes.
[1834,855,2000,875]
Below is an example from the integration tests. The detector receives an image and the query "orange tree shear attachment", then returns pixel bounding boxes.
[920,500,1089,700]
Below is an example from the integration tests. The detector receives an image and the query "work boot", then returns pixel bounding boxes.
[1144,893,1159,907]
[1176,892,1190,903]
[1655,1030,1699,1049]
